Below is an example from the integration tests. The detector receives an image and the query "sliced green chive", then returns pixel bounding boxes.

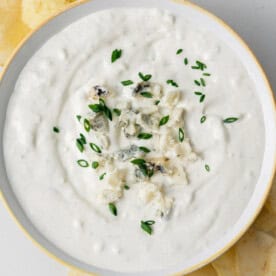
[137,133,153,139]
[140,92,153,98]
[141,220,155,235]
[194,80,201,86]
[159,115,170,126]
[131,159,146,165]
[103,105,113,121]
[79,133,87,144]
[191,60,207,71]
[76,115,82,122]
[203,73,211,77]
[90,143,102,154]
[83,118,91,132]
[113,108,121,116]
[76,139,84,152]
[194,92,202,96]
[108,203,117,216]
[139,146,151,153]
[184,57,188,65]
[89,104,103,113]
[176,49,183,55]
[200,115,207,124]
[53,126,59,133]
[200,94,206,103]
[200,78,206,87]
[111,49,122,63]
[124,185,130,190]
[155,100,160,105]
[77,159,89,168]
[138,72,152,82]
[205,164,210,172]
[121,80,134,86]
[99,172,106,180]
[167,79,179,87]
[223,117,239,124]
[179,128,184,142]
[92,161,99,169]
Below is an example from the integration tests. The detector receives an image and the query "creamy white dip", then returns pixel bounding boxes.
[3,8,264,272]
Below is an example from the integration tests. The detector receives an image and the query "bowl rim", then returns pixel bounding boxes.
[0,0,275,275]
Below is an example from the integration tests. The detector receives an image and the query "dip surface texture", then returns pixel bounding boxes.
[4,8,264,272]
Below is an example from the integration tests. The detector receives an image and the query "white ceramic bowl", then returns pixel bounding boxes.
[0,0,275,275]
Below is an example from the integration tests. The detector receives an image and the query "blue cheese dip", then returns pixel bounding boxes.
[3,8,264,272]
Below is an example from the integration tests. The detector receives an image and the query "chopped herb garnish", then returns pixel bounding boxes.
[159,115,170,126]
[92,161,99,169]
[53,126,59,133]
[223,117,239,124]
[99,172,106,180]
[76,139,84,152]
[89,143,102,154]
[77,159,89,168]
[131,159,153,178]
[200,94,206,103]
[139,146,151,153]
[137,133,153,140]
[176,49,183,55]
[89,103,103,113]
[200,115,207,124]
[140,92,153,98]
[124,185,130,190]
[108,203,117,216]
[121,80,134,86]
[205,164,210,172]
[200,78,206,87]
[155,100,160,105]
[179,128,184,142]
[83,118,91,132]
[167,79,179,87]
[131,159,146,165]
[113,108,121,116]
[76,115,82,122]
[194,80,201,86]
[203,73,211,77]
[89,99,112,121]
[111,49,122,63]
[79,133,87,144]
[184,57,189,65]
[138,72,152,82]
[194,91,202,96]
[192,60,207,71]
[103,105,113,121]
[141,220,155,235]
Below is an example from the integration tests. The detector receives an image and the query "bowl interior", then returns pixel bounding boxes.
[0,0,275,275]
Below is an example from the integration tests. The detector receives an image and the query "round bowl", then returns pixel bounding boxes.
[0,0,275,275]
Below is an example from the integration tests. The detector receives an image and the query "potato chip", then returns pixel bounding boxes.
[266,176,276,215]
[186,264,218,276]
[235,229,275,276]
[0,0,30,65]
[212,247,238,276]
[22,0,78,29]
[254,207,276,237]
[264,244,276,275]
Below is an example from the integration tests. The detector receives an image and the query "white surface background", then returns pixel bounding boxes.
[0,0,275,275]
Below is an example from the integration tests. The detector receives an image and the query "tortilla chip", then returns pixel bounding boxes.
[186,264,217,276]
[212,247,238,276]
[235,229,275,276]
[21,0,77,29]
[0,0,30,65]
